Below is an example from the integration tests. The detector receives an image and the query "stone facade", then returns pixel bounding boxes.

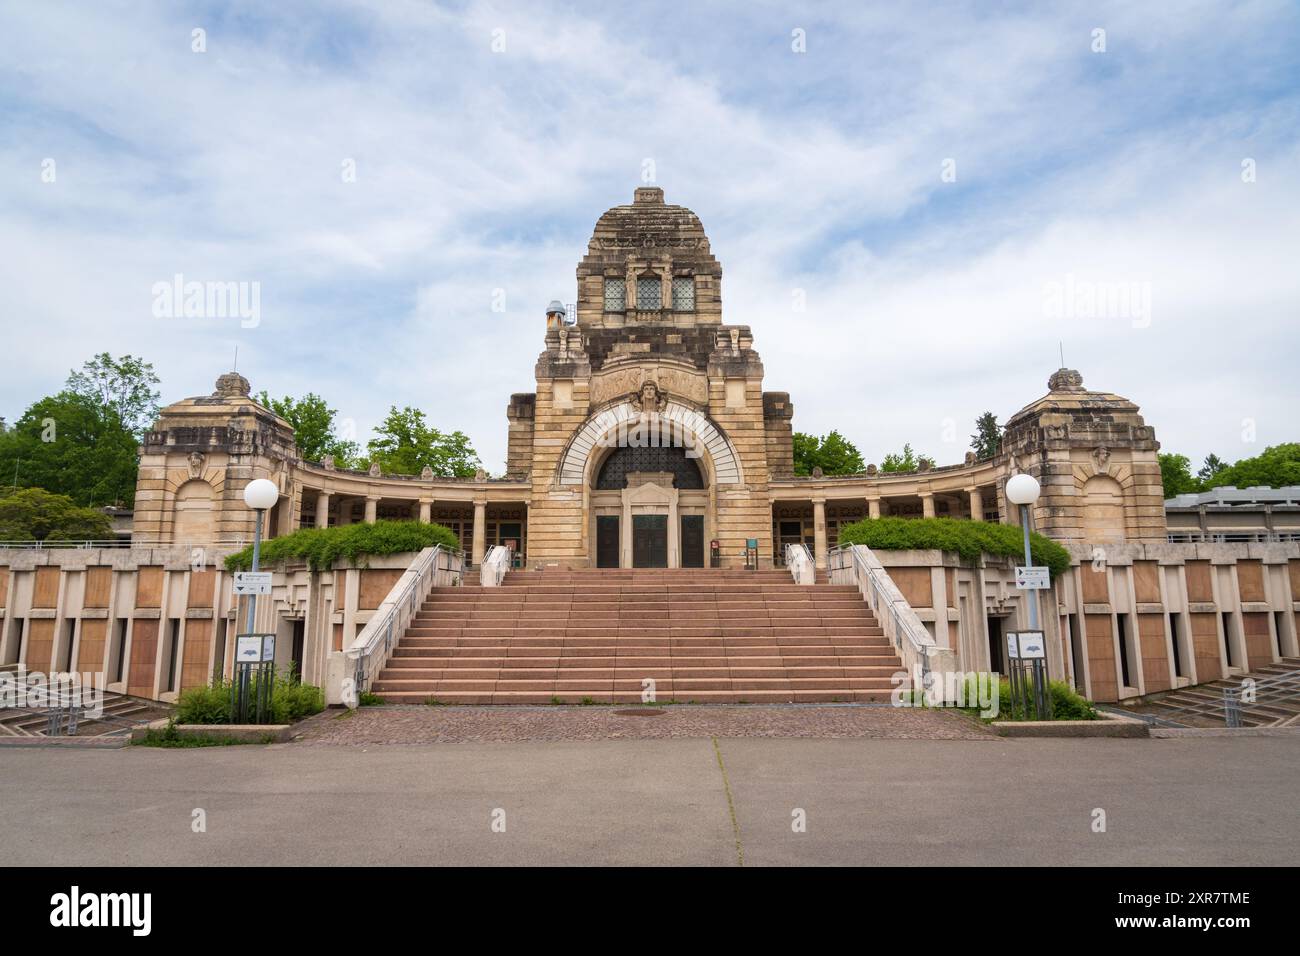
[129,188,1172,569]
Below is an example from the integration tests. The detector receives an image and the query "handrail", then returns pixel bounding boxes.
[1111,671,1300,728]
[829,543,948,696]
[784,542,815,585]
[340,545,463,701]
[0,538,250,550]
[480,545,510,587]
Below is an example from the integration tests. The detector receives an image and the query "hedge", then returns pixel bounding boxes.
[175,672,325,725]
[224,520,460,572]
[836,516,1071,578]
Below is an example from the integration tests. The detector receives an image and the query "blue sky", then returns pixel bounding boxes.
[2,0,1297,474]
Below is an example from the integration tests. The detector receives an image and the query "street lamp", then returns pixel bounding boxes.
[237,479,278,722]
[242,478,279,635]
[1005,473,1041,631]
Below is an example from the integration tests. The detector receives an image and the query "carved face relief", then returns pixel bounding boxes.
[187,451,205,479]
[1092,445,1111,474]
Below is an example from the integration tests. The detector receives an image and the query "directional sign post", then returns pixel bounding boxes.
[233,571,273,596]
[1014,566,1050,590]
[1007,630,1050,720]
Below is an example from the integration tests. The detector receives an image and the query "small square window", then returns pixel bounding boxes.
[604,278,625,312]
[672,276,695,311]
[637,276,662,310]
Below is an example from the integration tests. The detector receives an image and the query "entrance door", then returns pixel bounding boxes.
[680,515,704,568]
[987,615,1004,673]
[632,515,668,568]
[596,515,620,568]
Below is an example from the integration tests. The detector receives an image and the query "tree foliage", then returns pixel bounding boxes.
[1158,453,1199,499]
[970,411,1001,459]
[880,443,920,473]
[65,352,161,437]
[0,487,114,541]
[792,430,865,476]
[364,406,481,477]
[257,391,360,466]
[1202,443,1300,490]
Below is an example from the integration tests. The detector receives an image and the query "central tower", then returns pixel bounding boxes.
[510,187,789,568]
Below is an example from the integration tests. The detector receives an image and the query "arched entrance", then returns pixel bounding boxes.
[586,427,714,569]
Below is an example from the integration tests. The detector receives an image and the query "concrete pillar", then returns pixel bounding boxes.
[472,500,487,565]
[364,496,379,524]
[921,492,935,519]
[968,487,982,521]
[315,492,331,529]
[812,498,827,569]
[868,497,881,519]
[419,499,432,523]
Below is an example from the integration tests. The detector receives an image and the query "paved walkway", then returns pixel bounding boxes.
[2,731,1297,865]
[294,703,996,745]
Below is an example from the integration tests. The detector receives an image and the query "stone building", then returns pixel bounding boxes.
[4,188,1298,711]
[130,187,1169,570]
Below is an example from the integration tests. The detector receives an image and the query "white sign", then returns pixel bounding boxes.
[233,571,272,596]
[235,633,275,663]
[1015,631,1046,659]
[1006,633,1020,659]
[235,635,263,662]
[1015,566,1050,590]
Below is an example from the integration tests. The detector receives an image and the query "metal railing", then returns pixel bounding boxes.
[828,543,947,693]
[1109,670,1300,728]
[1166,530,1300,544]
[784,542,815,584]
[342,545,463,699]
[479,545,511,587]
[0,538,250,550]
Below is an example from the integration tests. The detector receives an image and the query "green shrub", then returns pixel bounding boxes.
[224,520,460,572]
[175,683,232,724]
[358,691,384,707]
[174,671,325,725]
[996,678,1097,721]
[837,516,1071,578]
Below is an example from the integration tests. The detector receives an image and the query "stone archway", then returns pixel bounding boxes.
[172,479,215,542]
[1080,474,1126,543]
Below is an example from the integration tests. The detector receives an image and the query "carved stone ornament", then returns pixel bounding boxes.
[811,466,824,479]
[368,462,382,477]
[1048,368,1084,392]
[866,464,878,476]
[633,380,666,416]
[729,328,740,353]
[322,455,335,471]
[474,467,488,481]
[187,451,205,479]
[421,465,434,480]
[1092,445,1111,475]
[214,371,251,398]
[964,451,977,465]
[1045,424,1068,441]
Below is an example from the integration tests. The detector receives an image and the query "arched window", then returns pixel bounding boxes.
[1080,475,1126,543]
[596,444,704,489]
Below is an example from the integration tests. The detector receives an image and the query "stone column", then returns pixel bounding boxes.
[968,487,983,521]
[868,496,881,519]
[316,492,331,529]
[419,499,432,524]
[472,500,487,565]
[364,496,379,524]
[812,498,827,569]
[921,492,935,518]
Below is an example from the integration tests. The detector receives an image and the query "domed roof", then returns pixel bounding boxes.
[1006,368,1139,426]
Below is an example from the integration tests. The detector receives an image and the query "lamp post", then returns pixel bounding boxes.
[242,478,279,633]
[238,478,278,722]
[1005,472,1048,718]
[1005,473,1041,632]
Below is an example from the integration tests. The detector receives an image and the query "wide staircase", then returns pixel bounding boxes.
[372,567,903,704]
[1119,657,1300,728]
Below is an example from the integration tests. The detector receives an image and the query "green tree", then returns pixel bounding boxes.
[365,406,481,477]
[0,391,139,506]
[792,430,865,476]
[1203,443,1300,490]
[1158,453,1199,499]
[257,391,360,466]
[881,443,919,473]
[1197,453,1227,484]
[65,352,161,436]
[0,487,114,541]
[970,411,1001,459]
